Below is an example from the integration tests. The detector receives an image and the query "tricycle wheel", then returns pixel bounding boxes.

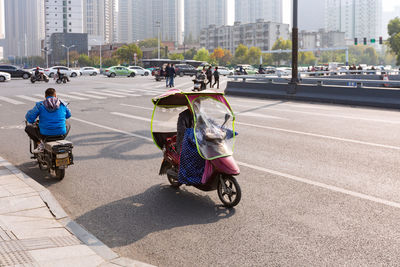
[55,168,65,180]
[217,175,241,208]
[167,173,181,188]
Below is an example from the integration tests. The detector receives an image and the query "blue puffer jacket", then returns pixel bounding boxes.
[25,96,71,136]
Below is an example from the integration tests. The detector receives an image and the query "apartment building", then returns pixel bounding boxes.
[235,0,282,24]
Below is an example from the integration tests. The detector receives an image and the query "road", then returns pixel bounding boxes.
[0,75,400,266]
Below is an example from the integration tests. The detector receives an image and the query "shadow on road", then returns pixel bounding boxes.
[68,131,159,161]
[75,184,236,247]
[15,161,59,187]
[237,100,287,114]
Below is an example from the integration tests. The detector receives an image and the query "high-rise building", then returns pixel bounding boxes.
[184,0,227,42]
[325,0,382,41]
[3,0,45,58]
[118,0,182,45]
[235,0,282,24]
[298,0,326,32]
[85,0,115,44]
[44,0,84,50]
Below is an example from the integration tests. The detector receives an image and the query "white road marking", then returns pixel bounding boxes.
[111,112,151,122]
[71,115,400,210]
[230,98,341,111]
[234,103,400,124]
[0,96,24,105]
[87,90,125,98]
[56,93,89,100]
[16,95,43,102]
[101,90,141,97]
[70,117,153,142]
[237,161,400,209]
[120,103,154,110]
[69,91,106,99]
[237,112,287,120]
[236,121,400,151]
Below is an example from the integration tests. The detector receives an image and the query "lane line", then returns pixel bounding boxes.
[234,103,400,124]
[101,90,141,97]
[16,95,43,102]
[236,121,400,151]
[0,96,25,105]
[56,93,89,100]
[237,161,400,209]
[111,112,151,122]
[70,117,153,142]
[69,91,106,99]
[237,112,288,120]
[71,116,400,210]
[87,90,125,98]
[120,103,153,110]
[230,98,341,111]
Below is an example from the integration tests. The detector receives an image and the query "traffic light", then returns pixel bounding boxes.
[363,37,367,45]
[370,38,376,43]
[379,36,383,44]
[354,38,358,45]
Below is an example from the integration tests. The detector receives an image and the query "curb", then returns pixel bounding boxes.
[0,156,155,267]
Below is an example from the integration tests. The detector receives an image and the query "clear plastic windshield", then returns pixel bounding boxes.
[151,105,188,149]
[192,97,235,160]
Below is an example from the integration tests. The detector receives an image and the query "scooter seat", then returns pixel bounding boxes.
[45,140,73,152]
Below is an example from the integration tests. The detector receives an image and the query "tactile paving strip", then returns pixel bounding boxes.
[50,236,81,247]
[0,250,35,266]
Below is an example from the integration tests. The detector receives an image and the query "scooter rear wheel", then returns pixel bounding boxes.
[217,175,241,208]
[55,168,65,180]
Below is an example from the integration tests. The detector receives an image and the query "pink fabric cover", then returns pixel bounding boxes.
[201,156,240,184]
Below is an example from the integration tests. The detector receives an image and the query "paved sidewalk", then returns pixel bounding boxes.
[0,157,154,267]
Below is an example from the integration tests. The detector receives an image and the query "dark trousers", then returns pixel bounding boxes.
[212,77,219,88]
[206,76,212,88]
[25,121,71,143]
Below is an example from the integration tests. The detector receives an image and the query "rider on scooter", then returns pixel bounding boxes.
[25,88,71,153]
[34,67,44,80]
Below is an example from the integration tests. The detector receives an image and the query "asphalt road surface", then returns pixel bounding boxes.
[1,75,400,266]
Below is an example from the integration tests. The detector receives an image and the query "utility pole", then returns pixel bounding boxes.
[156,21,161,59]
[61,45,75,68]
[290,0,299,85]
[42,47,51,68]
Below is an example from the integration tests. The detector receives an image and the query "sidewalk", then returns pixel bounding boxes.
[0,156,154,267]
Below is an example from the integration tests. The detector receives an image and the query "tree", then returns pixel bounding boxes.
[103,57,120,67]
[262,53,273,66]
[233,44,249,64]
[168,53,184,60]
[210,47,225,65]
[299,51,317,66]
[271,38,292,65]
[114,44,143,65]
[362,47,378,65]
[138,38,159,48]
[183,48,197,60]
[387,17,400,65]
[220,49,233,66]
[193,48,210,62]
[247,47,262,65]
[78,54,92,67]
[69,50,79,63]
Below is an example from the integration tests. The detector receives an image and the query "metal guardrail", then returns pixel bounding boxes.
[227,75,400,88]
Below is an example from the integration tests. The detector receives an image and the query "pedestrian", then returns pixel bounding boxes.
[213,67,220,89]
[165,63,171,88]
[206,66,213,88]
[168,64,176,87]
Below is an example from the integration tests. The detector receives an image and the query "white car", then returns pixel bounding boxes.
[0,71,11,82]
[80,67,100,76]
[44,66,80,78]
[216,66,234,76]
[128,66,151,76]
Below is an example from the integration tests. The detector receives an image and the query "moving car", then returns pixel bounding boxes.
[175,64,197,77]
[104,66,136,78]
[80,67,100,76]
[44,66,80,78]
[128,66,151,76]
[216,66,234,76]
[0,65,31,79]
[0,71,11,82]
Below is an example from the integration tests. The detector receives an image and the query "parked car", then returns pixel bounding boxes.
[104,66,136,78]
[175,64,197,77]
[128,66,151,76]
[0,65,31,79]
[0,71,11,82]
[216,66,234,76]
[44,66,80,78]
[80,67,100,76]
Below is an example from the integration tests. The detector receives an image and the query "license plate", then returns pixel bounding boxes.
[56,158,70,166]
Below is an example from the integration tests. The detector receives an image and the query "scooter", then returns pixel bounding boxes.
[192,72,206,91]
[151,89,241,207]
[27,122,74,180]
[30,73,49,83]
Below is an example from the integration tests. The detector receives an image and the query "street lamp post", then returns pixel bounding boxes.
[290,0,299,85]
[61,44,75,68]
[156,21,161,59]
[41,47,52,68]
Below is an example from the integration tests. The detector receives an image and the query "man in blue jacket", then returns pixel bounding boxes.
[25,88,71,153]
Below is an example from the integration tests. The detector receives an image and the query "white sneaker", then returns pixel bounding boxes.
[33,143,44,154]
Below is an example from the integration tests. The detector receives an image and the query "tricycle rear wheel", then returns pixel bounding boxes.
[167,173,182,188]
[217,175,241,208]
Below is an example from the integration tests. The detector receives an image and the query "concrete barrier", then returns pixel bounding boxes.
[225,81,400,109]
